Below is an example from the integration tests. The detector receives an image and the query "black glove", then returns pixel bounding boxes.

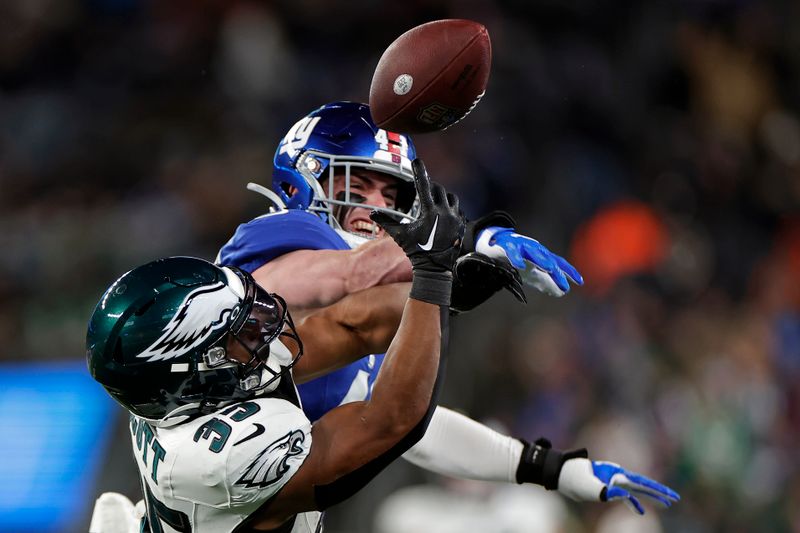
[461,210,516,255]
[450,253,527,315]
[371,159,465,274]
[371,159,465,306]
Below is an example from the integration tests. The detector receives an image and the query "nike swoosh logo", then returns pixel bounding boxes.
[418,215,439,251]
[233,423,266,447]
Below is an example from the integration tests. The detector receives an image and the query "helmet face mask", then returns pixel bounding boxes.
[272,102,420,235]
[220,291,303,393]
[87,257,302,426]
[311,154,420,234]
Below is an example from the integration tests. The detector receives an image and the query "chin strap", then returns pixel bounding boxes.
[515,437,588,490]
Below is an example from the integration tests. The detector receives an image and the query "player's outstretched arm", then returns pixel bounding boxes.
[252,237,411,313]
[402,413,679,514]
[462,211,584,297]
[290,281,410,383]
[248,159,464,530]
[255,299,444,530]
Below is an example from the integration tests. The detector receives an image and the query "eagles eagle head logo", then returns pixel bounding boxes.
[236,430,306,489]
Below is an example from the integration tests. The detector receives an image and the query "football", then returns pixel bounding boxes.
[369,19,492,134]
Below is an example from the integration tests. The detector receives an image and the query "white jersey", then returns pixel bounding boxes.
[130,397,321,532]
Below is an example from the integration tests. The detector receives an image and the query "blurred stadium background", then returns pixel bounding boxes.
[1,0,798,531]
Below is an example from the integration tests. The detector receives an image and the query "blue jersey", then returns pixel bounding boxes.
[217,210,385,422]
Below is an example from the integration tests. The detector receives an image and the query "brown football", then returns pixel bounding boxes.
[369,19,491,134]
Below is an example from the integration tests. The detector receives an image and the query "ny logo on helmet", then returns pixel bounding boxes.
[278,116,321,159]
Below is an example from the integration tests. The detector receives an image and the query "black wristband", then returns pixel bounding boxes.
[409,270,453,307]
[515,437,588,490]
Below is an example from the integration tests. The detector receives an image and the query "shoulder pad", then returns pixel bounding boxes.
[169,398,312,508]
[226,398,312,506]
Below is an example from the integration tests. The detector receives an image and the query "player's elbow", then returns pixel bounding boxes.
[372,395,430,441]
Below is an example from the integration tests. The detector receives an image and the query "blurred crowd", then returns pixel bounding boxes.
[1,0,798,531]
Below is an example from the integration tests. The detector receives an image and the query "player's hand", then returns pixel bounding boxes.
[476,226,583,297]
[371,158,465,274]
[558,458,680,515]
[450,252,526,314]
[89,492,144,533]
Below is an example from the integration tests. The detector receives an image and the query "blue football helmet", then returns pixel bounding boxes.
[270,101,419,230]
[86,257,303,426]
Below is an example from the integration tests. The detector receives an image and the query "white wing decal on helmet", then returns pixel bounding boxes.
[137,281,240,362]
[235,430,306,489]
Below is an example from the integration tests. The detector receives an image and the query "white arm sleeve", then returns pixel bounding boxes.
[401,406,524,483]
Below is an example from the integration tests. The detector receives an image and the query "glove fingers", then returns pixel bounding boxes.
[504,244,527,269]
[625,495,646,516]
[606,487,645,515]
[488,261,526,303]
[549,266,571,293]
[520,246,570,292]
[490,263,526,303]
[446,191,460,213]
[620,472,681,502]
[369,210,403,236]
[554,255,584,285]
[526,249,570,292]
[521,267,566,297]
[430,181,446,205]
[520,241,557,271]
[525,259,570,293]
[411,159,434,211]
[629,489,674,508]
[453,253,528,306]
[505,269,527,303]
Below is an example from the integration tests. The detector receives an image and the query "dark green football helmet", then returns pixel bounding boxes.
[86,256,302,425]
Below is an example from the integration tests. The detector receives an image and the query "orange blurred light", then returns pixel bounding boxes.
[570,200,670,296]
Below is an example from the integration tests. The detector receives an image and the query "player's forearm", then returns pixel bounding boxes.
[346,282,409,355]
[309,302,450,513]
[347,237,412,294]
[255,242,410,312]
[402,406,524,482]
[367,298,441,432]
[290,283,410,383]
[253,249,357,311]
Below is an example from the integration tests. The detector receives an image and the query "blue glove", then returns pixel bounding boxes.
[475,226,583,297]
[557,458,680,515]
